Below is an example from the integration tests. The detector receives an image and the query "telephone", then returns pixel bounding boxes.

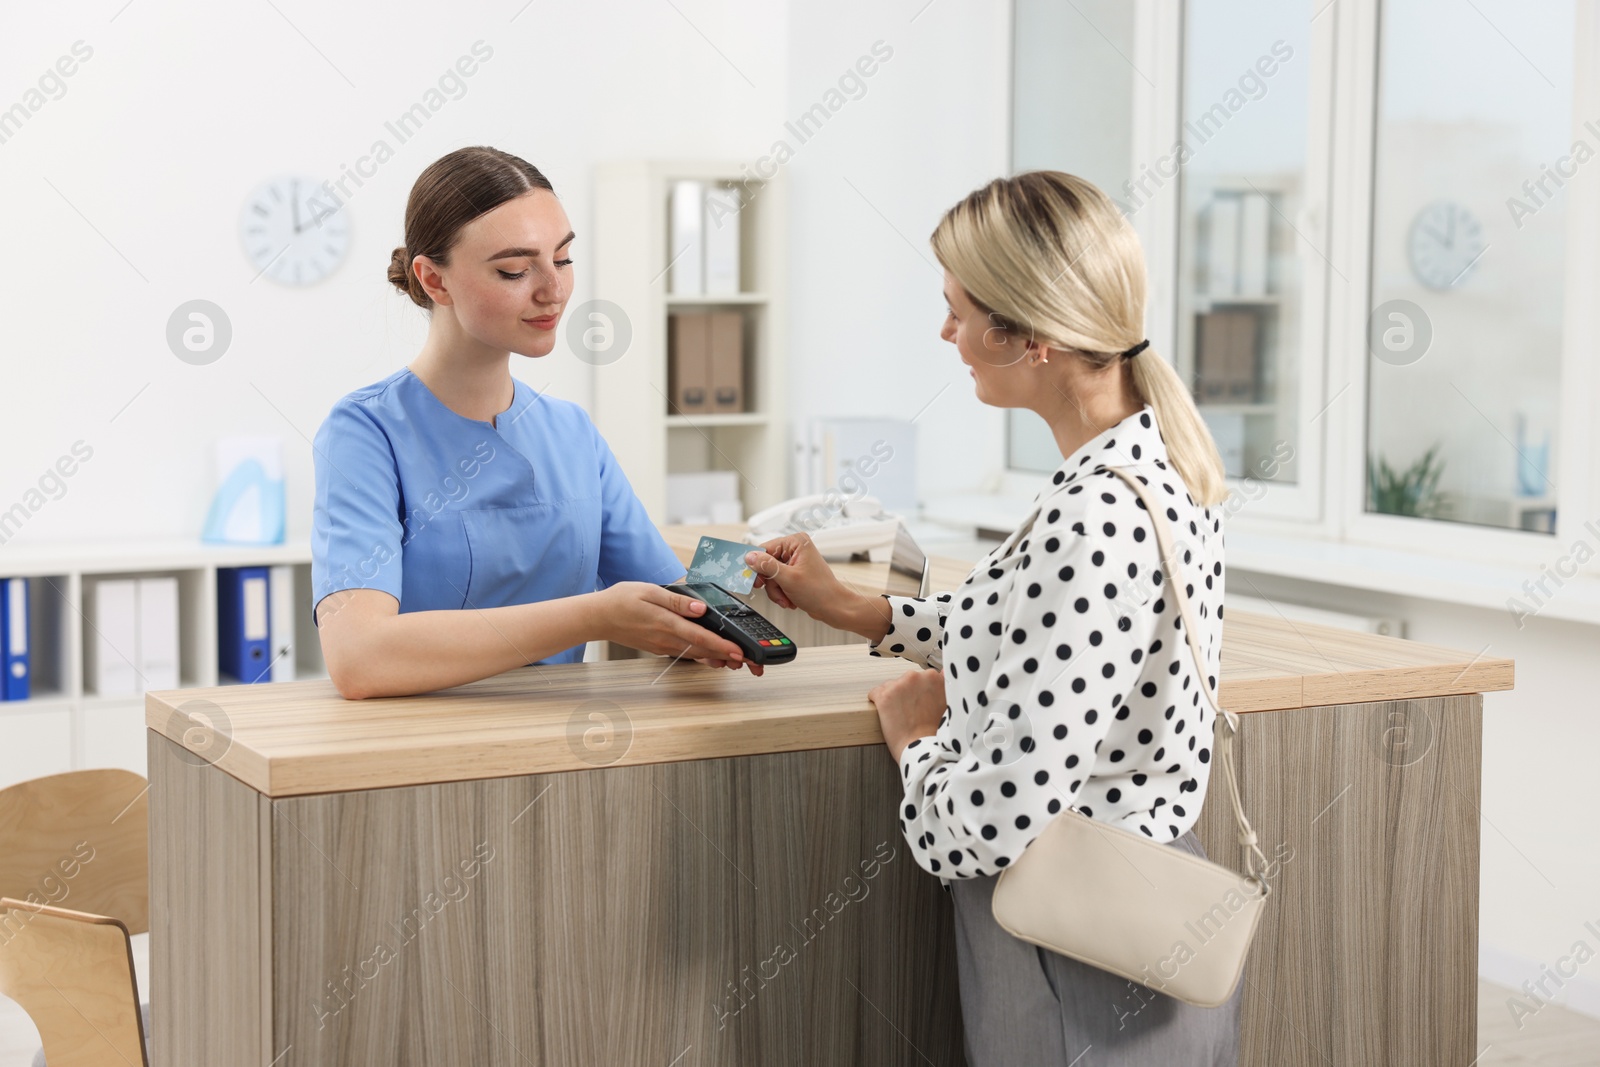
[745,494,930,596]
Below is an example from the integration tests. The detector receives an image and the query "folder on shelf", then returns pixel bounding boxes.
[669,180,705,296]
[668,313,712,414]
[1195,310,1258,403]
[86,579,140,697]
[218,566,272,684]
[269,564,296,683]
[136,576,179,692]
[703,184,742,295]
[1202,410,1247,480]
[1,577,29,701]
[666,471,741,525]
[707,311,745,412]
[1206,195,1241,297]
[1238,193,1270,296]
[1226,311,1259,402]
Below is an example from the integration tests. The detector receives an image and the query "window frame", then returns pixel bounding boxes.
[1006,0,1600,581]
[1327,0,1600,574]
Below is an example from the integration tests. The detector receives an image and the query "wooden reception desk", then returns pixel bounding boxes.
[146,534,1513,1067]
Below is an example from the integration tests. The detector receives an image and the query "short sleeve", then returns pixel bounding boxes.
[310,402,404,627]
[870,593,954,671]
[590,417,686,590]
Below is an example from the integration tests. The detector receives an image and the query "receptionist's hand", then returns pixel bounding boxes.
[596,582,763,676]
[746,533,849,622]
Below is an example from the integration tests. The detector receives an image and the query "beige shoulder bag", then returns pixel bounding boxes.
[989,465,1270,1009]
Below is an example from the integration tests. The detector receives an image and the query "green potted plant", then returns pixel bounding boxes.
[1368,443,1446,517]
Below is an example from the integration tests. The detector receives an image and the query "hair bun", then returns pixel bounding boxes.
[387,246,412,292]
[387,246,431,308]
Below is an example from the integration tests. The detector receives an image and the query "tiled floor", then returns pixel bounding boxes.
[2,960,1595,1065]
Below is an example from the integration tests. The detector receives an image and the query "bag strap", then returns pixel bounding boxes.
[1104,466,1271,887]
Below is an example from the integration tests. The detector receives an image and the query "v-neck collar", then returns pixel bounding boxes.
[404,367,528,431]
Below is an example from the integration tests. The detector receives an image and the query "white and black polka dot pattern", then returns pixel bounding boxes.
[870,405,1225,885]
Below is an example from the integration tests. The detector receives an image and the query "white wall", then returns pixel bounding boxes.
[0,0,1009,549]
[1233,567,1600,1020]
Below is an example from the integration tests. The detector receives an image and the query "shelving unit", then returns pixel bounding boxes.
[1176,173,1302,482]
[592,161,788,524]
[0,539,323,789]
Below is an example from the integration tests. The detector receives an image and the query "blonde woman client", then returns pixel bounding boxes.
[746,172,1240,1065]
[311,147,758,699]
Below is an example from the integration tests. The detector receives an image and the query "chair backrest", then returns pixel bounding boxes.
[0,897,148,1067]
[0,769,149,934]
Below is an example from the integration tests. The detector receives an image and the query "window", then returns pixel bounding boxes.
[1176,0,1314,490]
[1364,0,1573,534]
[1007,0,1137,473]
[1008,0,1591,564]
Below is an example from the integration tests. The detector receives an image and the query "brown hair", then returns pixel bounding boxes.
[386,146,555,309]
[930,171,1229,507]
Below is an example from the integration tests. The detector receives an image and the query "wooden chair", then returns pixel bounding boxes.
[0,769,149,931]
[0,770,151,1066]
[0,898,148,1067]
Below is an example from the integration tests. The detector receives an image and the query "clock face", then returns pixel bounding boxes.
[238,175,349,286]
[1407,200,1484,290]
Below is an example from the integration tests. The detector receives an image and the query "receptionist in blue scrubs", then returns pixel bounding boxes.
[310,146,757,699]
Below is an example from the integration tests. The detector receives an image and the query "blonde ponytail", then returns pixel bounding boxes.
[930,171,1228,507]
[1128,347,1228,506]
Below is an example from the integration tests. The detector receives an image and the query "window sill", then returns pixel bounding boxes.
[1227,529,1600,627]
[921,492,1600,627]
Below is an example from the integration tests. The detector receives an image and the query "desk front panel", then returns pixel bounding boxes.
[150,733,965,1067]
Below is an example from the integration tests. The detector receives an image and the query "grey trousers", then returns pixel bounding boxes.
[949,830,1242,1066]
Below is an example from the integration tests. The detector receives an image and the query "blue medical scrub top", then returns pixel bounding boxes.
[310,367,686,664]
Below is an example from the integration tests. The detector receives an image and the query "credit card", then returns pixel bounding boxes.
[687,534,764,595]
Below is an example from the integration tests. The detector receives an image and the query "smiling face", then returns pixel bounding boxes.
[939,269,1039,407]
[413,188,574,358]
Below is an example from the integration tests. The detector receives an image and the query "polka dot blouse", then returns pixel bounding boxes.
[870,405,1225,885]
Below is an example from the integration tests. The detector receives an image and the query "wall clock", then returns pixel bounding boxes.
[238,174,349,286]
[1406,200,1484,290]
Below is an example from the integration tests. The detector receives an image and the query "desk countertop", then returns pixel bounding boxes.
[147,597,1512,799]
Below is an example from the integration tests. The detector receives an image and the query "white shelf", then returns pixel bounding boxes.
[1178,173,1304,490]
[592,161,788,524]
[1194,293,1282,306]
[1198,402,1277,416]
[666,293,769,306]
[0,694,74,715]
[0,539,325,789]
[80,693,156,711]
[665,412,771,428]
[0,538,311,577]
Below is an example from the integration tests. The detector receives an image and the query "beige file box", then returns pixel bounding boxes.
[668,313,711,414]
